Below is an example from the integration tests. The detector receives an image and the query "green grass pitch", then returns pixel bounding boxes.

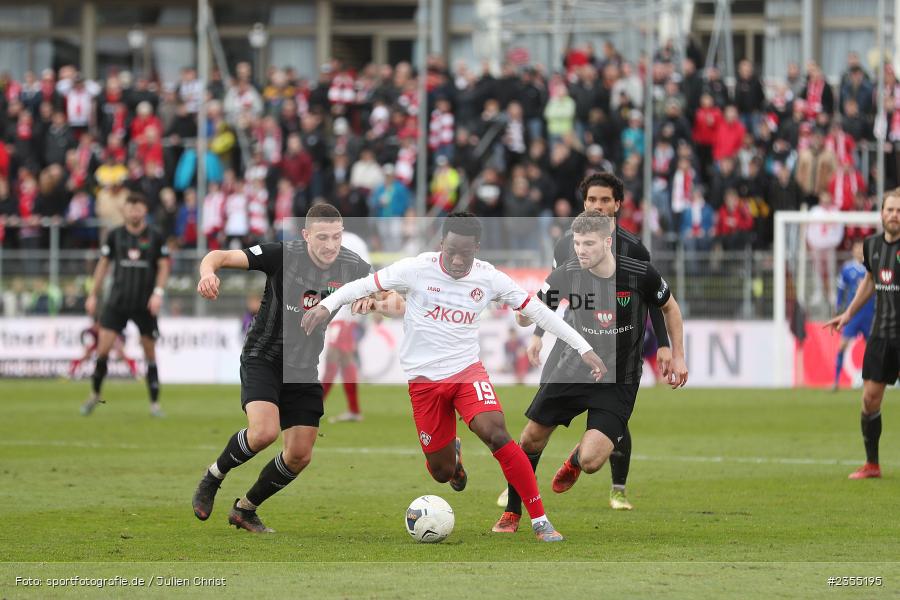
[1,380,899,598]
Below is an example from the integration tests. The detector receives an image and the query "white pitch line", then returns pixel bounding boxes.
[0,439,865,466]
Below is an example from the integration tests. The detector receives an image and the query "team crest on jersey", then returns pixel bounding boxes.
[127,248,141,260]
[880,269,894,284]
[419,431,432,446]
[616,291,632,307]
[470,287,484,302]
[302,291,320,309]
[139,237,150,249]
[895,250,900,264]
[595,310,615,327]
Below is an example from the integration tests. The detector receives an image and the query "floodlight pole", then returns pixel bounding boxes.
[877,0,886,208]
[196,0,209,315]
[416,0,429,243]
[642,0,654,251]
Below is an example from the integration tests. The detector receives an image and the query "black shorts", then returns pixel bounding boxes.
[99,305,159,338]
[240,355,324,430]
[525,382,639,446]
[862,337,900,385]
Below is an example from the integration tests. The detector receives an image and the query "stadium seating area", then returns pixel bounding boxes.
[0,43,889,252]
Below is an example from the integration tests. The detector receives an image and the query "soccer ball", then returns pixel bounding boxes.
[405,495,454,543]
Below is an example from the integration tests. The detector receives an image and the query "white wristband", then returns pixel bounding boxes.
[153,287,165,297]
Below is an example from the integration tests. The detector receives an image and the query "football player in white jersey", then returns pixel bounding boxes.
[303,213,607,542]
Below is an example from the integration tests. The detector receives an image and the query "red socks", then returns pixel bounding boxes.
[493,440,545,520]
[342,363,359,413]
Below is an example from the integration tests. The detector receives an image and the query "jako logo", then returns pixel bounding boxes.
[595,310,615,327]
[881,269,894,284]
[424,305,476,324]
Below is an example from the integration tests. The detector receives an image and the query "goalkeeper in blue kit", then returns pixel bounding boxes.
[833,240,875,391]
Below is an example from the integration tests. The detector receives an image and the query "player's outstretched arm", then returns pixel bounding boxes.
[86,256,110,317]
[197,250,250,300]
[519,298,607,380]
[660,296,688,389]
[825,272,874,333]
[302,273,383,334]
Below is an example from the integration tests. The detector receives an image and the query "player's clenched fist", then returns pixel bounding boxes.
[197,273,220,300]
[301,305,330,334]
[580,350,607,381]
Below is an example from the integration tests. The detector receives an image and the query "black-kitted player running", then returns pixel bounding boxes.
[190,204,377,532]
[82,192,170,417]
[497,172,673,512]
[493,211,688,533]
[826,189,900,479]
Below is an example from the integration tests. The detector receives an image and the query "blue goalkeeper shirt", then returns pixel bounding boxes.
[837,260,875,320]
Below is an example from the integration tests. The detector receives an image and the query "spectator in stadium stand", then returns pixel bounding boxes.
[43,110,75,167]
[716,187,754,250]
[704,65,731,108]
[155,187,178,243]
[369,164,410,251]
[801,62,834,119]
[768,161,804,213]
[670,155,697,234]
[734,59,766,133]
[544,78,576,146]
[680,186,715,273]
[621,109,645,162]
[713,105,746,162]
[807,191,845,305]
[280,133,313,198]
[829,156,867,211]
[349,147,384,197]
[796,127,838,205]
[503,173,541,251]
[176,187,198,248]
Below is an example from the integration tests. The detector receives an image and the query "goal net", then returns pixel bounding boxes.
[773,210,882,388]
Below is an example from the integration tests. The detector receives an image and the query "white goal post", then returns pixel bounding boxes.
[773,210,883,387]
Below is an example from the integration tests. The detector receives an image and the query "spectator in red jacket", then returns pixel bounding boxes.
[713,105,746,162]
[693,92,722,175]
[716,187,754,250]
[279,133,313,191]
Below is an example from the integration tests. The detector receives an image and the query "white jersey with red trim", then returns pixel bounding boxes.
[371,252,530,380]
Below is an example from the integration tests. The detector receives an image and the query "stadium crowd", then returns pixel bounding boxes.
[0,41,889,258]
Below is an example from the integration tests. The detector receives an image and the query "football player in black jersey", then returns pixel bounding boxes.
[82,193,170,417]
[826,190,900,479]
[493,212,687,533]
[498,172,674,514]
[190,204,390,532]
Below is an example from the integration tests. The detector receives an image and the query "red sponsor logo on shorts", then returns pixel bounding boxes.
[424,305,476,324]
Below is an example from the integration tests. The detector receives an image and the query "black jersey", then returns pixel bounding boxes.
[242,241,371,377]
[538,255,670,384]
[863,233,900,339]
[544,226,670,346]
[101,225,169,311]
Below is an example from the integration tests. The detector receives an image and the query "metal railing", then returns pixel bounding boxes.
[1,219,775,319]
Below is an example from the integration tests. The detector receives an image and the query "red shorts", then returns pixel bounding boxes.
[407,361,502,453]
[326,320,358,353]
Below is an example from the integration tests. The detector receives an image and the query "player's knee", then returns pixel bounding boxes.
[282,448,312,473]
[519,426,549,454]
[486,429,512,452]
[247,426,279,450]
[863,394,883,414]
